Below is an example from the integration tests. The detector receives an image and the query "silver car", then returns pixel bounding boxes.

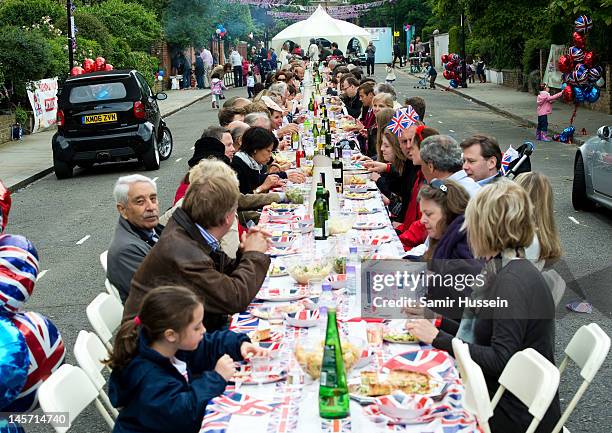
[573,125,612,210]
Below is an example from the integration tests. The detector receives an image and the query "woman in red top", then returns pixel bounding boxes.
[396,124,440,250]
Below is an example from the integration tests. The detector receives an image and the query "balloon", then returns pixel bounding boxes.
[70,66,85,76]
[574,15,593,34]
[562,85,573,102]
[0,182,10,235]
[449,79,458,88]
[573,86,585,102]
[451,53,459,62]
[158,70,164,77]
[585,86,600,103]
[94,56,106,72]
[216,28,221,34]
[583,51,597,68]
[441,54,449,63]
[569,46,584,63]
[0,316,29,410]
[1,312,65,412]
[588,65,603,83]
[572,64,589,85]
[0,234,39,314]
[596,77,605,87]
[557,55,573,74]
[563,72,575,85]
[82,58,95,73]
[572,32,586,49]
[104,64,113,71]
[443,70,451,80]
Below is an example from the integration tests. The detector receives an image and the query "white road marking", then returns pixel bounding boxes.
[37,270,48,281]
[152,177,159,182]
[175,157,183,162]
[449,129,455,133]
[76,235,91,245]
[568,216,580,225]
[437,120,443,124]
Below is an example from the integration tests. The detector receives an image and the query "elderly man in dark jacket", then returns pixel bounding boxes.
[107,175,163,302]
[123,167,271,332]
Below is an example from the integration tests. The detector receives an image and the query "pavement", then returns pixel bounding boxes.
[398,68,611,145]
[0,88,212,192]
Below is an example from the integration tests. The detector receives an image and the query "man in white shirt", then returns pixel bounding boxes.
[229,48,243,87]
[419,135,481,197]
[200,48,213,87]
[307,38,319,62]
[460,134,502,185]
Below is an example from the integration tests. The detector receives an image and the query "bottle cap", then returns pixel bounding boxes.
[322,283,332,292]
[349,246,357,253]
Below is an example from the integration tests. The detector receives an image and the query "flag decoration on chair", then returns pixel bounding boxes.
[2,311,65,412]
[0,234,39,314]
[386,107,419,137]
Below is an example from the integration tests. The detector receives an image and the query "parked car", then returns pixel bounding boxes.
[52,69,173,179]
[572,125,612,211]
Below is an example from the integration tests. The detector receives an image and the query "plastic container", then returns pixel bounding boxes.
[346,246,358,296]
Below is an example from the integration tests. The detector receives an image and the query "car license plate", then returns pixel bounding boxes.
[82,113,117,124]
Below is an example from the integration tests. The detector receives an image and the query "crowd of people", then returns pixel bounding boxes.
[104,52,566,433]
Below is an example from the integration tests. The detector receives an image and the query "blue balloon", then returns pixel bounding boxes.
[449,79,458,88]
[585,86,600,103]
[0,417,25,433]
[158,70,164,77]
[0,316,29,410]
[573,86,585,103]
[0,235,38,261]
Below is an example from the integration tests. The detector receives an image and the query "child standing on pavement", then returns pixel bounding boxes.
[107,286,266,433]
[210,72,226,109]
[385,63,396,84]
[246,70,255,98]
[536,83,563,141]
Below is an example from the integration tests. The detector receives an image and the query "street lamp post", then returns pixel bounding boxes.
[66,0,75,70]
[460,11,467,88]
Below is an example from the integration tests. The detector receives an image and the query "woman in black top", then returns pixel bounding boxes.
[406,180,560,433]
[231,127,287,194]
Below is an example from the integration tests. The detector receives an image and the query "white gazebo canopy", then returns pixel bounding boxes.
[271,6,371,54]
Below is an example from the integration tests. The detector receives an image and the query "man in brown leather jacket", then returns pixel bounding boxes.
[123,170,271,332]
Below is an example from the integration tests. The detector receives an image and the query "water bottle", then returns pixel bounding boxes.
[319,282,334,325]
[346,246,358,296]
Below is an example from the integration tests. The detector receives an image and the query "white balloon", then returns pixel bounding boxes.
[596,78,605,87]
[216,28,221,34]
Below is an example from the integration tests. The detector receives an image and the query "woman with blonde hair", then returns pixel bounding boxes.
[515,172,562,264]
[406,179,560,433]
[371,92,394,115]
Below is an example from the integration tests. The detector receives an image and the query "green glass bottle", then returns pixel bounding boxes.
[313,178,328,241]
[319,122,328,152]
[319,307,350,419]
[332,146,343,193]
[308,96,315,114]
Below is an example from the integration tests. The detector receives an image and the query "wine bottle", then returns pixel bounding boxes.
[319,307,350,419]
[332,147,343,193]
[291,130,299,151]
[319,122,328,152]
[313,179,328,241]
[295,139,305,168]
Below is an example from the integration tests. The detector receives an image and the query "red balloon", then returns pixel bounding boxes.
[70,66,85,76]
[82,58,95,73]
[94,56,106,71]
[562,84,573,102]
[584,51,597,68]
[104,64,114,71]
[557,55,573,74]
[572,32,586,49]
[443,70,451,80]
[441,54,449,64]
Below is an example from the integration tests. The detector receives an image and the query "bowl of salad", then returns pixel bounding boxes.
[286,256,333,285]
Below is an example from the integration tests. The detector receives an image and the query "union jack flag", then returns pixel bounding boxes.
[199,407,232,433]
[574,15,593,34]
[500,146,519,174]
[386,107,420,137]
[383,349,455,380]
[210,392,280,416]
[3,311,65,412]
[321,418,352,433]
[229,312,259,332]
[0,235,39,313]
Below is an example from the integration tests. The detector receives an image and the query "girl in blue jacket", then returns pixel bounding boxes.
[107,286,266,433]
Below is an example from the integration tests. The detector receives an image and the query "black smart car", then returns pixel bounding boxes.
[52,69,173,179]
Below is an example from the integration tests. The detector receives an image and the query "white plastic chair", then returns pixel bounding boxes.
[491,348,560,433]
[38,364,114,432]
[100,250,108,272]
[74,330,119,419]
[104,278,121,301]
[552,323,610,433]
[86,292,124,350]
[452,338,493,433]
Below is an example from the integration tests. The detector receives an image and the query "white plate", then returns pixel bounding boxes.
[256,288,309,302]
[353,221,386,230]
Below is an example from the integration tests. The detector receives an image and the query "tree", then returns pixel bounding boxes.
[0,0,63,28]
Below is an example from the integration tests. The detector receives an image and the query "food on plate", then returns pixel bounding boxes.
[344,192,374,200]
[252,304,304,320]
[383,331,419,343]
[285,187,304,204]
[349,175,367,185]
[287,261,332,284]
[273,153,291,165]
[342,123,359,131]
[248,328,271,342]
[267,202,299,210]
[300,165,314,176]
[267,264,288,277]
[328,215,354,235]
[295,340,362,379]
[360,370,431,396]
[333,257,346,274]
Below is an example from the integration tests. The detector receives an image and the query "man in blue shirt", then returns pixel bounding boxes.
[460,135,502,186]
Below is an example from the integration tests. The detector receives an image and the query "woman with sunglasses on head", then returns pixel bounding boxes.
[417,179,483,319]
[406,179,560,433]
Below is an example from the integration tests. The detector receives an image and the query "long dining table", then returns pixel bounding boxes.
[199,155,481,433]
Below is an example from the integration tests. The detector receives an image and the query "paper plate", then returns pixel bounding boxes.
[256,287,309,302]
[267,264,288,277]
[231,366,287,385]
[353,221,386,230]
[266,246,300,257]
[344,192,374,200]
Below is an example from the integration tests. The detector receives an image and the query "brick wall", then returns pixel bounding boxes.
[501,69,524,90]
[0,113,16,144]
